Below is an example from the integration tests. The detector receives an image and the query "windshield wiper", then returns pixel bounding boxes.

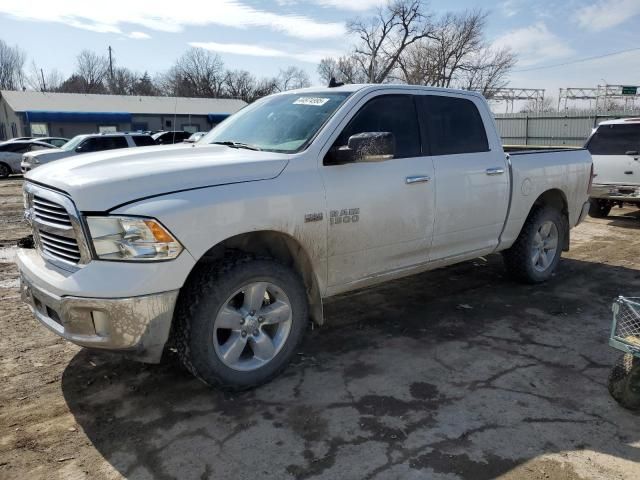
[211,141,262,151]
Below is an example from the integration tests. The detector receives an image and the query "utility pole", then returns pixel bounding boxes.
[108,46,114,80]
[40,68,46,92]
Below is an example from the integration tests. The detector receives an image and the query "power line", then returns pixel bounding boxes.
[512,47,640,73]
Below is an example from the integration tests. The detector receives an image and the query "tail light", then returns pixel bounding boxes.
[587,163,594,195]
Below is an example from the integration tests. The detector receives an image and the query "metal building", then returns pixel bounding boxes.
[494,111,640,146]
[0,90,246,140]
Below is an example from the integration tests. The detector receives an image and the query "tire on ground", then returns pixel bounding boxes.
[174,254,308,390]
[588,198,612,218]
[502,205,566,284]
[608,353,640,410]
[0,163,10,179]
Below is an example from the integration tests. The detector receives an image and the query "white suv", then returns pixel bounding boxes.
[586,118,640,217]
[21,133,156,172]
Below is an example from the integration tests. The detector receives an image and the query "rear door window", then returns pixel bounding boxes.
[417,95,489,155]
[132,135,156,147]
[586,124,640,155]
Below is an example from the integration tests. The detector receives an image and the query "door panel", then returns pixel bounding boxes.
[417,94,509,260]
[321,94,435,287]
[322,158,434,286]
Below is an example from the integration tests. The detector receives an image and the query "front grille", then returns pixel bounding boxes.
[38,229,81,263]
[32,195,73,228]
[24,184,88,268]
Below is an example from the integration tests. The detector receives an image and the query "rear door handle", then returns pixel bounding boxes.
[486,167,505,175]
[405,175,431,184]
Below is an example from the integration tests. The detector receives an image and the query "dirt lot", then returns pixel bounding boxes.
[1,176,639,480]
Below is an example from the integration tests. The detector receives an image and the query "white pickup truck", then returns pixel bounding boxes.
[17,84,592,390]
[586,118,640,217]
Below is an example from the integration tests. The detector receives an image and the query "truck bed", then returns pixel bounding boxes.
[504,145,586,154]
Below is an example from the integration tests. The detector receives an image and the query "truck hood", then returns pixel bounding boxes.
[26,143,289,211]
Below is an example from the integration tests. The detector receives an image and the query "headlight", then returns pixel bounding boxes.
[86,216,183,261]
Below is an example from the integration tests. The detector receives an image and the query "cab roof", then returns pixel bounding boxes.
[598,117,640,126]
[282,83,485,99]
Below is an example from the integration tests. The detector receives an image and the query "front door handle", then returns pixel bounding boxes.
[406,175,431,184]
[486,167,505,175]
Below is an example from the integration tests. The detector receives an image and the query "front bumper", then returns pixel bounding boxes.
[590,184,640,202]
[20,271,178,363]
[17,247,191,363]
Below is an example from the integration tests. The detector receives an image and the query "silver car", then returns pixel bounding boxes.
[0,140,60,178]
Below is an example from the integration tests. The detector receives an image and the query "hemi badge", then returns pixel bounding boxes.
[304,213,323,223]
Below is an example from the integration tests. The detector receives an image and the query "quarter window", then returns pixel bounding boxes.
[329,94,421,162]
[417,95,489,156]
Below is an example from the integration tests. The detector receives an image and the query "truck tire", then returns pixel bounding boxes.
[174,255,308,390]
[608,353,640,410]
[0,163,10,179]
[588,198,611,218]
[502,206,565,284]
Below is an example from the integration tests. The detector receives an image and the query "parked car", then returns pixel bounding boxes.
[36,137,69,148]
[21,133,155,172]
[184,131,208,143]
[0,140,57,178]
[585,118,640,217]
[17,84,592,390]
[152,131,192,144]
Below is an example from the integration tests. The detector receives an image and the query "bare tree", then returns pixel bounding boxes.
[347,0,434,83]
[519,95,555,113]
[457,47,516,97]
[73,50,109,93]
[317,56,368,85]
[160,48,226,97]
[25,61,63,92]
[276,66,311,92]
[0,39,26,90]
[107,67,137,95]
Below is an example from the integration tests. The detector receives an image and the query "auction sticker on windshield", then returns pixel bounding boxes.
[293,97,330,106]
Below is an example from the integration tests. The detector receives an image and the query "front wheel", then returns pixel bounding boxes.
[588,198,612,218]
[502,206,565,284]
[175,255,308,390]
[0,163,10,179]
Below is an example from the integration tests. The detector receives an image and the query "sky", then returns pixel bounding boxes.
[0,0,639,107]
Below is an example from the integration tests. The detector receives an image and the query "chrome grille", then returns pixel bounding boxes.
[38,230,81,263]
[32,195,73,228]
[24,183,90,270]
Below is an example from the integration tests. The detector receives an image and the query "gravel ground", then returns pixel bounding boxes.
[1,176,639,480]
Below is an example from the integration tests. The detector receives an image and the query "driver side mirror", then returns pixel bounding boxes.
[75,145,86,153]
[333,132,395,164]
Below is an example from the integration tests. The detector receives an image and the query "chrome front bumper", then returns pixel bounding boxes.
[590,184,640,202]
[20,273,179,363]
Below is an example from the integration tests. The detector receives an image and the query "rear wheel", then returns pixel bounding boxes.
[503,206,565,284]
[588,198,612,218]
[608,353,640,410]
[0,163,10,179]
[175,255,308,390]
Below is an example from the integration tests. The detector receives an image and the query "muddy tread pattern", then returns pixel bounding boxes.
[174,252,307,391]
[608,353,640,410]
[502,206,563,284]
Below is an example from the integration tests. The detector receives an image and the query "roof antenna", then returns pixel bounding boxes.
[328,77,344,88]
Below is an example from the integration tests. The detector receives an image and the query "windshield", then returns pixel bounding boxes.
[61,135,85,151]
[202,92,352,153]
[586,124,640,155]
